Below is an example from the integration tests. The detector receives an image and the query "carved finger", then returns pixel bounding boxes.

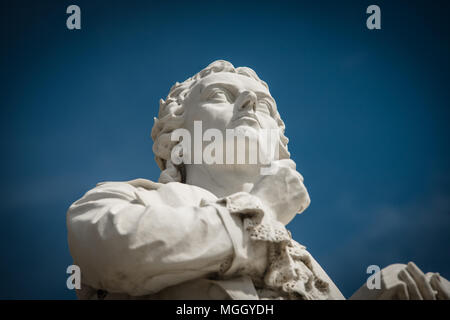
[398,268,422,300]
[405,262,436,300]
[428,273,450,300]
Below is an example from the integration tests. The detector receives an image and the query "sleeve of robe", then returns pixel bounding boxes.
[66,180,268,296]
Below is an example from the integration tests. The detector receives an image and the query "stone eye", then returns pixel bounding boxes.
[207,89,233,103]
[257,99,272,115]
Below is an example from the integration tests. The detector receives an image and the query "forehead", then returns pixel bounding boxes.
[191,72,271,97]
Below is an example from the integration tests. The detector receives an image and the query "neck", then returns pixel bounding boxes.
[184,164,261,198]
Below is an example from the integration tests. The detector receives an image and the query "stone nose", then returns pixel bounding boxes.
[237,91,257,112]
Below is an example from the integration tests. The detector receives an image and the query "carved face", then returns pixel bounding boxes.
[181,72,280,165]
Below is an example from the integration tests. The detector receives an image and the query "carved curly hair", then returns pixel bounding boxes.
[151,60,290,183]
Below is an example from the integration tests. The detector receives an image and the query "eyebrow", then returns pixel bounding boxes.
[200,83,239,98]
[200,82,275,104]
[256,92,276,105]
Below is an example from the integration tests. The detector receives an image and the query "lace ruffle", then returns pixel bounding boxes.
[222,193,331,300]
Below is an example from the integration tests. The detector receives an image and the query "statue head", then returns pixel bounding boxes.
[151,60,290,183]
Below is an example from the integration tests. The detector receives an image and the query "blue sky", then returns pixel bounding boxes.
[0,0,449,298]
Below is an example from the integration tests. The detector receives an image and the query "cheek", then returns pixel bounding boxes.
[182,105,234,137]
[197,104,234,129]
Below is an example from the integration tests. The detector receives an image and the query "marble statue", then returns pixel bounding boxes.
[67,60,450,300]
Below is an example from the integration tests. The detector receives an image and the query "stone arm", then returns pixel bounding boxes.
[66,181,268,297]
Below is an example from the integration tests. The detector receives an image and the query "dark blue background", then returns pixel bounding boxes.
[1,0,449,299]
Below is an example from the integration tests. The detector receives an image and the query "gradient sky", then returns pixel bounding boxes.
[0,0,449,299]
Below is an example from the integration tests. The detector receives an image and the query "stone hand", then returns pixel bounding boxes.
[399,262,450,300]
[425,270,450,300]
[351,262,450,300]
[250,159,310,225]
